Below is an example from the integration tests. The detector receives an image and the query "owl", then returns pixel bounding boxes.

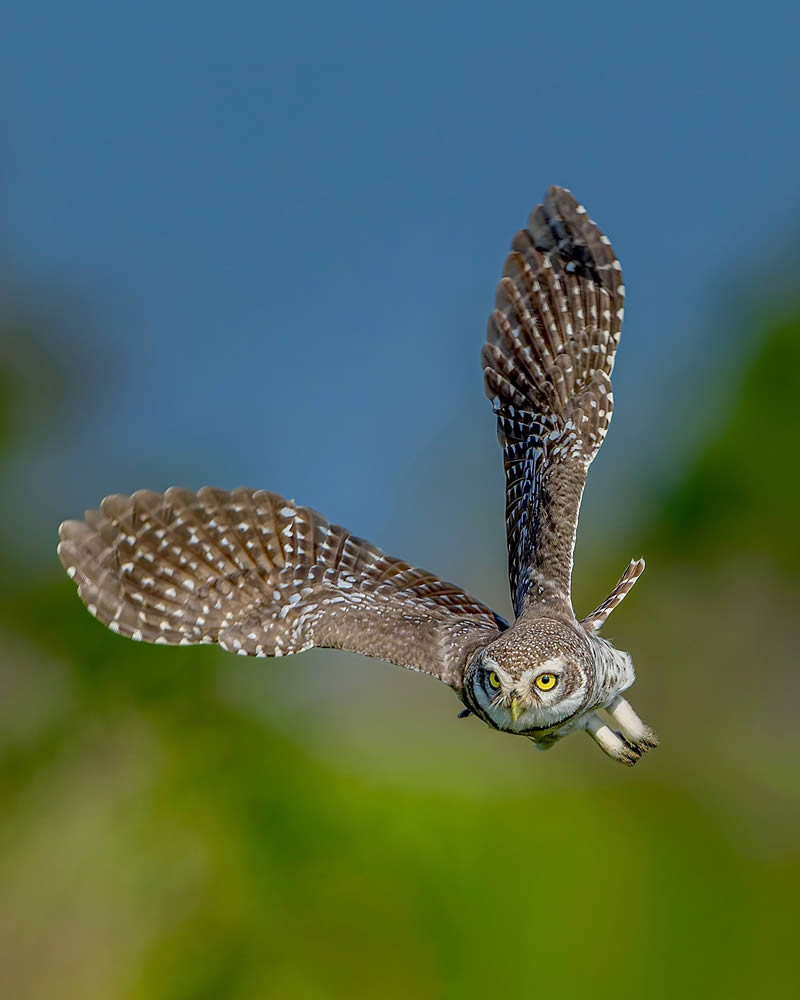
[58,187,657,765]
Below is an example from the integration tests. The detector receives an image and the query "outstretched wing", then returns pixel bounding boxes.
[482,186,625,618]
[58,487,505,690]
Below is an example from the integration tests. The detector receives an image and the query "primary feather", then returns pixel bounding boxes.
[482,186,625,617]
[58,487,503,688]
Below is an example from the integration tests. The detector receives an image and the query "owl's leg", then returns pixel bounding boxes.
[606,695,659,753]
[583,713,641,766]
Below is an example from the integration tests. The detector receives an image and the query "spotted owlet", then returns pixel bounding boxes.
[58,187,657,765]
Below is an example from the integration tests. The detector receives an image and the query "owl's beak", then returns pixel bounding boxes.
[510,696,523,723]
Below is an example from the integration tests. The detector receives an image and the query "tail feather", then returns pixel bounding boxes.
[582,558,646,633]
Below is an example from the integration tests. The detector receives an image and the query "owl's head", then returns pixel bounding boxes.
[462,616,655,764]
[464,618,593,736]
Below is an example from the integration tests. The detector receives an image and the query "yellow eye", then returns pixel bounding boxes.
[535,673,557,692]
[488,671,501,690]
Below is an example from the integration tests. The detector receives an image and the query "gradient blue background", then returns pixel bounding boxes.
[4,0,799,575]
[2,4,799,998]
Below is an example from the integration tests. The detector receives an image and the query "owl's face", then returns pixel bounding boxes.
[466,650,589,735]
[462,617,598,736]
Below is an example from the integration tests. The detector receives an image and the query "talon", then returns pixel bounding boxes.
[584,712,643,766]
[606,695,658,753]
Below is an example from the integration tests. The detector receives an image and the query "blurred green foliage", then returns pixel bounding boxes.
[1,299,798,999]
[653,312,800,571]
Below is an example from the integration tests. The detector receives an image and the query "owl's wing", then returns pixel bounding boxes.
[58,487,505,691]
[482,187,625,618]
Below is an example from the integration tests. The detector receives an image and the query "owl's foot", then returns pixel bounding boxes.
[606,695,659,752]
[583,713,643,766]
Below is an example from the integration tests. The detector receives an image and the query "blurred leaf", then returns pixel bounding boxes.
[649,310,800,572]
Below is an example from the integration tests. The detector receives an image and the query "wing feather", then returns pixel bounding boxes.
[483,186,625,618]
[58,487,504,690]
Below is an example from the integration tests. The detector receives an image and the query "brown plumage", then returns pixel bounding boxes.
[59,487,503,688]
[482,186,625,617]
[58,187,657,765]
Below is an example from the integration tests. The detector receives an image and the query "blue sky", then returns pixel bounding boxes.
[3,1,799,586]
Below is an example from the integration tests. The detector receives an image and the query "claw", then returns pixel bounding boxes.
[584,712,642,766]
[606,695,659,752]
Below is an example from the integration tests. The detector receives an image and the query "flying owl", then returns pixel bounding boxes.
[58,187,657,765]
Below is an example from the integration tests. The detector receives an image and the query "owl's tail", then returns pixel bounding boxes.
[482,185,625,463]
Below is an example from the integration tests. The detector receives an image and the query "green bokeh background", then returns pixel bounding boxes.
[2,264,799,998]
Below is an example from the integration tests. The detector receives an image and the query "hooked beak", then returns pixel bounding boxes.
[510,696,523,723]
